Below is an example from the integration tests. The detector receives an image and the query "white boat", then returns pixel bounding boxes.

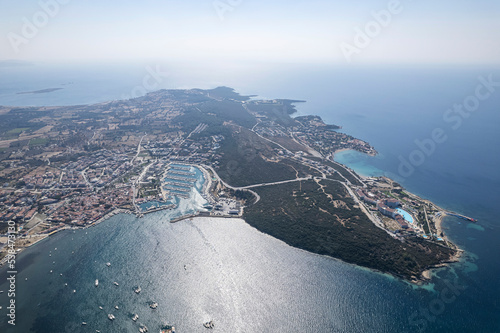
[106,262,111,267]
[132,313,139,321]
[115,305,119,310]
[113,281,119,286]
[108,314,115,320]
[203,321,215,329]
[134,286,141,294]
[95,279,99,287]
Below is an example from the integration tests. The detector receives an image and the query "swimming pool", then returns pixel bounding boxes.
[396,208,414,224]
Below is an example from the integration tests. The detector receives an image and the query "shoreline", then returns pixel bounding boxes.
[2,143,465,286]
[330,148,465,283]
[332,148,350,158]
[0,199,461,286]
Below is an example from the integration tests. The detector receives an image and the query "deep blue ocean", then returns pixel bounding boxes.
[0,62,499,332]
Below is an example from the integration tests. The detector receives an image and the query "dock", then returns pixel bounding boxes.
[168,170,196,177]
[165,174,197,183]
[170,165,191,171]
[164,185,191,193]
[446,212,477,223]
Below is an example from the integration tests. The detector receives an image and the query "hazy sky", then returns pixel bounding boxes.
[1,0,499,64]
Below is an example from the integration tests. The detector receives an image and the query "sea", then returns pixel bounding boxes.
[0,61,499,332]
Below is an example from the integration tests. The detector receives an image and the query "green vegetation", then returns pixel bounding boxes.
[244,179,455,280]
[246,101,301,127]
[7,127,30,135]
[202,86,250,101]
[217,128,298,187]
[29,138,49,146]
[0,108,47,137]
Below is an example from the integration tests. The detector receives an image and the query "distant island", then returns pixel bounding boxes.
[0,86,463,282]
[17,88,63,95]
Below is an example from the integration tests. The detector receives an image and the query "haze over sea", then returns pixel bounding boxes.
[0,62,499,332]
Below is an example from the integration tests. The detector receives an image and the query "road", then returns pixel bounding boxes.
[203,164,261,204]
[131,134,146,164]
[325,153,364,186]
[335,179,396,237]
[81,167,92,190]
[238,176,313,189]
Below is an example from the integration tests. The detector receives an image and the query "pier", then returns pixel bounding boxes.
[170,165,191,171]
[446,212,477,223]
[164,190,190,199]
[165,174,197,183]
[141,203,177,214]
[164,180,195,188]
[164,185,191,192]
[168,170,196,177]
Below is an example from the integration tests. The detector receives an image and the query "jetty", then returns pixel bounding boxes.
[165,174,197,183]
[169,170,196,176]
[171,165,191,171]
[445,211,477,223]
[164,185,191,192]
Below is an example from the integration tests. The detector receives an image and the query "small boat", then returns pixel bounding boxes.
[108,314,115,321]
[139,325,148,333]
[64,283,68,286]
[99,306,103,310]
[115,305,119,310]
[160,324,175,333]
[203,321,215,329]
[82,322,87,326]
[95,279,99,287]
[132,313,139,322]
[49,270,53,273]
[106,262,111,267]
[113,281,119,286]
[134,286,141,294]
[73,290,76,293]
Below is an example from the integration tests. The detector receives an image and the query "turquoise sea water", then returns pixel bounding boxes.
[0,63,499,332]
[334,150,385,177]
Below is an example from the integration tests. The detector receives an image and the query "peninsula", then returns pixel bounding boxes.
[16,88,64,95]
[0,87,461,282]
